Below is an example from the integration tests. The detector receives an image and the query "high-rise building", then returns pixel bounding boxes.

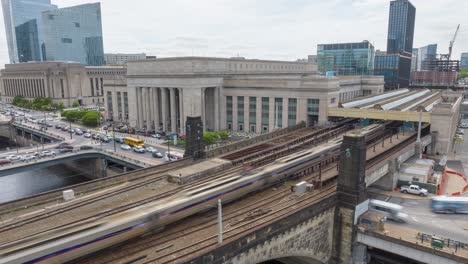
[1,0,57,63]
[417,44,437,71]
[461,53,468,68]
[387,0,416,54]
[374,52,412,89]
[317,41,375,76]
[42,3,104,66]
[411,48,418,72]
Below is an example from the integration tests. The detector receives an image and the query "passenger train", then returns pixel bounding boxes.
[0,138,345,263]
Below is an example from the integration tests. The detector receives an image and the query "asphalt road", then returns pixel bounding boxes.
[370,193,468,243]
[0,106,169,165]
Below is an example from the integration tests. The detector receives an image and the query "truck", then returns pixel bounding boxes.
[400,184,428,196]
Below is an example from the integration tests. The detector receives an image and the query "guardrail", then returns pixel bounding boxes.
[12,122,65,141]
[0,147,153,169]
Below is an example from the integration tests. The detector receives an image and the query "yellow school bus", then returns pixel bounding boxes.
[124,137,144,147]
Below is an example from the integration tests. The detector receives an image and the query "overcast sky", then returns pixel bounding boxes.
[0,0,467,66]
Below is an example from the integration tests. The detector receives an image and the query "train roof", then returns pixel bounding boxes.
[431,196,468,201]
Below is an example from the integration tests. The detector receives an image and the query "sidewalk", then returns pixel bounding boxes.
[368,187,430,200]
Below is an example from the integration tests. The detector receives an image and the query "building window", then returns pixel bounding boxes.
[74,22,80,28]
[107,92,113,115]
[226,96,233,124]
[307,98,320,124]
[123,92,129,117]
[60,79,64,98]
[288,98,297,127]
[331,98,336,104]
[237,96,244,130]
[261,97,269,131]
[117,92,122,113]
[61,38,72,43]
[249,96,256,127]
[274,98,282,128]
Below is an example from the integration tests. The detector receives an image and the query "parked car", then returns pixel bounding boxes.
[152,152,163,158]
[145,146,157,153]
[83,133,92,138]
[61,126,69,132]
[56,143,73,150]
[133,146,145,153]
[92,134,100,140]
[120,144,131,150]
[400,185,428,196]
[151,134,161,139]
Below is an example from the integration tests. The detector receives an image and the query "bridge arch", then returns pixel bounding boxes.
[258,254,325,264]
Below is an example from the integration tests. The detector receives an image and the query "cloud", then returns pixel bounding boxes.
[0,0,467,67]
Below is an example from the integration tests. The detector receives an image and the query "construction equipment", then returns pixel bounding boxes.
[440,24,460,61]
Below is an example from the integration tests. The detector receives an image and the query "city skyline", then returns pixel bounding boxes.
[0,0,467,67]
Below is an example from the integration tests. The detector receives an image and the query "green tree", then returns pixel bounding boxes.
[203,131,219,146]
[72,101,80,107]
[56,102,65,112]
[218,130,229,141]
[82,111,99,127]
[459,68,468,80]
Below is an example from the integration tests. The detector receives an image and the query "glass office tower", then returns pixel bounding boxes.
[42,3,104,65]
[1,0,57,63]
[374,52,412,89]
[387,0,416,54]
[461,53,468,69]
[317,41,375,76]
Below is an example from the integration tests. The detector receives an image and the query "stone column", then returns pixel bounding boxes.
[127,85,138,128]
[161,88,168,132]
[201,87,206,131]
[179,88,185,134]
[244,96,249,132]
[146,87,152,129]
[214,86,220,131]
[268,97,275,132]
[111,91,118,120]
[154,88,160,131]
[282,98,288,128]
[170,88,177,133]
[142,87,148,128]
[256,96,262,134]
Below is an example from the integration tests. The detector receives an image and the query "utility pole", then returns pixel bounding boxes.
[217,199,223,244]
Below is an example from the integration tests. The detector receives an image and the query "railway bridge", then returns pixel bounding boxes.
[0,122,465,264]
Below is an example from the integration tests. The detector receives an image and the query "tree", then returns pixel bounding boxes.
[203,131,219,146]
[72,101,80,107]
[459,68,468,80]
[56,102,65,112]
[82,111,99,127]
[218,130,229,141]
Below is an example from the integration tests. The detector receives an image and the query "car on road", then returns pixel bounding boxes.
[115,136,124,143]
[58,148,73,153]
[151,134,161,139]
[101,136,110,143]
[92,134,100,140]
[133,146,145,153]
[21,155,36,161]
[75,130,84,135]
[79,145,93,150]
[40,150,56,157]
[0,159,11,166]
[83,133,92,138]
[152,152,163,158]
[61,126,69,132]
[6,155,21,161]
[145,146,157,153]
[120,144,131,150]
[400,185,428,196]
[56,143,73,150]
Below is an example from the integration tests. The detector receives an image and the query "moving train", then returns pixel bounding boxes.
[0,138,344,263]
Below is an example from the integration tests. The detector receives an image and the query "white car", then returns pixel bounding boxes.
[40,150,56,157]
[21,155,36,161]
[120,144,131,150]
[145,146,157,153]
[6,155,21,161]
[83,133,92,138]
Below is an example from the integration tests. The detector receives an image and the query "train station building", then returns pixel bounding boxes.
[123,57,384,134]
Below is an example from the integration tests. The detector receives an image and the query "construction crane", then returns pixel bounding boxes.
[440,24,460,61]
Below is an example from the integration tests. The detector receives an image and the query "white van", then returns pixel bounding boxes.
[369,199,408,223]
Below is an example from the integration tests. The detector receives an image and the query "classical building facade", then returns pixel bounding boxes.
[123,57,383,135]
[0,61,125,106]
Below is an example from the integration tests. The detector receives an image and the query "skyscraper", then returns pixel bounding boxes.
[317,41,375,76]
[461,53,468,69]
[1,0,57,63]
[387,0,416,54]
[42,3,104,66]
[416,44,437,71]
